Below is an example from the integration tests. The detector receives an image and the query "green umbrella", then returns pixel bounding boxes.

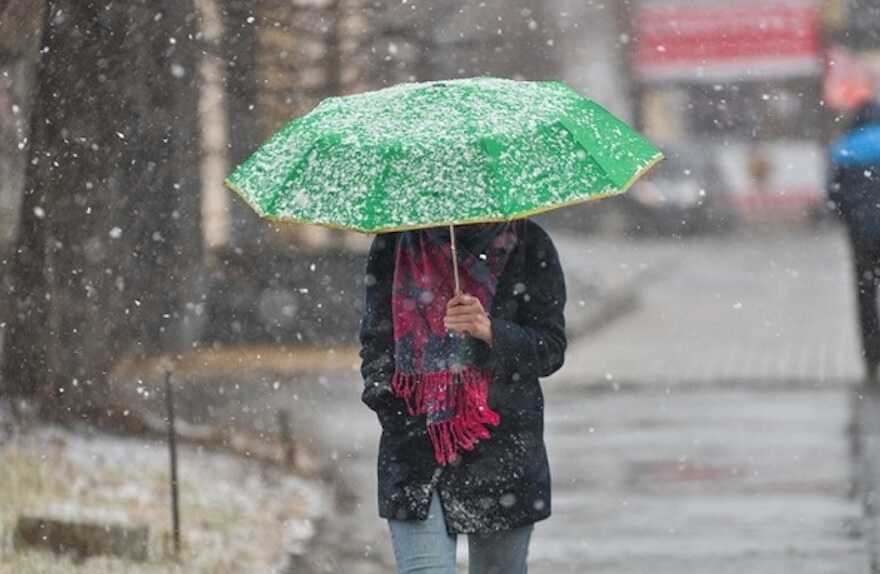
[226,77,662,291]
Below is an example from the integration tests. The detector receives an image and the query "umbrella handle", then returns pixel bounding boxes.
[449,224,461,295]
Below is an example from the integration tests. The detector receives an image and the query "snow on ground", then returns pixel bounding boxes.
[0,421,328,573]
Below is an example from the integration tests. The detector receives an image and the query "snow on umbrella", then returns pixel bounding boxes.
[225,77,663,290]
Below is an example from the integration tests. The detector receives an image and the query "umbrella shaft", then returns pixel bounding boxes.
[449,224,461,295]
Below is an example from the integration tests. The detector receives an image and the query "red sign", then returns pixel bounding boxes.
[635,1,822,81]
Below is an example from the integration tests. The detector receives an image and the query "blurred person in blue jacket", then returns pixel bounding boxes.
[830,100,880,381]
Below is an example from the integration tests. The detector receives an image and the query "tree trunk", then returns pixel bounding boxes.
[1,0,202,420]
[220,0,263,248]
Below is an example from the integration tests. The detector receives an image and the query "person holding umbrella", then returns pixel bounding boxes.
[225,77,661,573]
[359,218,565,572]
[830,100,880,381]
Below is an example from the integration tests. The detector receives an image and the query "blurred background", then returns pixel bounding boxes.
[1,0,879,572]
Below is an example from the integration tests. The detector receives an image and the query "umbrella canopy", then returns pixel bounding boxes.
[225,77,663,233]
[831,123,880,167]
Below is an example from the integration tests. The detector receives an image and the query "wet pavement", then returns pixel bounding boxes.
[554,227,861,386]
[538,384,865,573]
[284,377,867,573]
[272,226,872,572]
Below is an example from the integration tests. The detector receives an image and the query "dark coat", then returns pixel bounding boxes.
[829,160,880,243]
[358,219,567,535]
[829,105,880,243]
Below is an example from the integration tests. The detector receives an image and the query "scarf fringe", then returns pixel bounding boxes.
[391,368,500,466]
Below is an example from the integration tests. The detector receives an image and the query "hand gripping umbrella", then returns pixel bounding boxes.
[225,77,663,290]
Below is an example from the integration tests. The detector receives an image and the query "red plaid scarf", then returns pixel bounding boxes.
[391,221,520,465]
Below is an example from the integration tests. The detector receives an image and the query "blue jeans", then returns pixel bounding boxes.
[388,489,534,574]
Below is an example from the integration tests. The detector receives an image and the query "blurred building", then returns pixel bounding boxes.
[628,0,827,224]
[191,0,562,348]
[0,1,563,355]
[548,0,632,121]
[244,0,558,251]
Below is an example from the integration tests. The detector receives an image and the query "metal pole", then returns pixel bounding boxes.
[164,370,181,558]
[277,409,296,467]
[449,224,461,295]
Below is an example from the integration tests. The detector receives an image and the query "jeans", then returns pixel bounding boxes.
[388,489,534,574]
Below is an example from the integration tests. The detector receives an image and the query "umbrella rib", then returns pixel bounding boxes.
[362,145,400,230]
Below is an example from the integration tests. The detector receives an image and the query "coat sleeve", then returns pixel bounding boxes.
[488,222,567,380]
[358,233,408,427]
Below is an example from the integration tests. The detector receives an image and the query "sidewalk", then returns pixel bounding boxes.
[534,226,869,572]
[262,372,868,574]
[551,228,862,386]
[536,383,866,573]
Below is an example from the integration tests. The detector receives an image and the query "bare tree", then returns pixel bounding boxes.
[219,0,263,247]
[1,1,202,421]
